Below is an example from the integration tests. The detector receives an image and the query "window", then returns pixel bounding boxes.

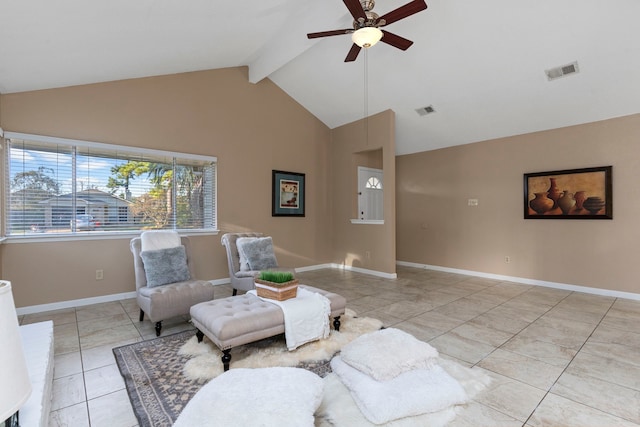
[365,176,382,189]
[4,132,217,237]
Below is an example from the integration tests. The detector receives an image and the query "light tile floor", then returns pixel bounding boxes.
[20,266,640,427]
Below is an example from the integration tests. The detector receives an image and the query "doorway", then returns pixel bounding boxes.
[357,166,383,220]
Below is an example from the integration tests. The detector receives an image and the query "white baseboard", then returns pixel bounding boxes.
[397,260,640,301]
[328,263,398,279]
[17,264,396,314]
[25,262,566,315]
[16,291,138,315]
[295,263,335,273]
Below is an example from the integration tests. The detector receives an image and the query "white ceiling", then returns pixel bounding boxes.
[2,0,640,155]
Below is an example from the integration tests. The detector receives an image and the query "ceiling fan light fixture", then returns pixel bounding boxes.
[352,27,383,48]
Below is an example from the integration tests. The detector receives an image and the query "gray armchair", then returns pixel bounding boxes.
[131,235,214,336]
[221,232,294,296]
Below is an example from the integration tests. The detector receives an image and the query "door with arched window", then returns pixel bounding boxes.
[357,166,383,220]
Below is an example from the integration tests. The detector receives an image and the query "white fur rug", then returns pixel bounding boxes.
[179,309,384,381]
[177,309,491,426]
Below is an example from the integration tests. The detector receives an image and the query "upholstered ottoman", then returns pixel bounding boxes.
[190,285,346,371]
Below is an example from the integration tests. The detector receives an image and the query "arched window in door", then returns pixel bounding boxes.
[358,167,383,220]
[366,176,382,190]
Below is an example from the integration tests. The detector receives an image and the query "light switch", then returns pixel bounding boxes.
[468,199,479,206]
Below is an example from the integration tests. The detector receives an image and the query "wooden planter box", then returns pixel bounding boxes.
[254,279,299,301]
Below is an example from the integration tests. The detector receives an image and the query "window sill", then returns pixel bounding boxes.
[2,229,219,244]
[350,219,384,225]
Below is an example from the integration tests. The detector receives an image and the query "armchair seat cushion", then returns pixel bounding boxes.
[235,270,260,278]
[137,279,214,322]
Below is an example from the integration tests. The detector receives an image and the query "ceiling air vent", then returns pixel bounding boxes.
[416,105,436,116]
[545,61,579,81]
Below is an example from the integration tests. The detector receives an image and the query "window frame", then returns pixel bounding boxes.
[2,132,218,242]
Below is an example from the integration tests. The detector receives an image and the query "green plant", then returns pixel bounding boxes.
[259,271,294,283]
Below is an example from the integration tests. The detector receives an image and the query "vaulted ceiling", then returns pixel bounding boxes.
[2,0,639,155]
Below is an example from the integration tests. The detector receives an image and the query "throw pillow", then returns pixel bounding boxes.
[235,237,257,272]
[236,236,278,271]
[140,245,191,287]
[340,328,439,381]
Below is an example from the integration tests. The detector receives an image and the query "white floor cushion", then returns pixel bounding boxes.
[340,327,438,381]
[331,355,467,424]
[173,367,323,427]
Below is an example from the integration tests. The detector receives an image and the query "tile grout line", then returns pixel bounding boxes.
[520,295,617,426]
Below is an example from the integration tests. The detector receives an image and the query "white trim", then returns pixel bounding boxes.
[295,264,335,273]
[4,230,219,244]
[331,263,397,279]
[16,279,229,315]
[5,131,217,163]
[16,291,138,315]
[350,219,384,225]
[397,260,640,301]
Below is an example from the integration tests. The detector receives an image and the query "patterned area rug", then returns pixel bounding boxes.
[114,330,338,427]
[114,312,382,427]
[113,330,204,427]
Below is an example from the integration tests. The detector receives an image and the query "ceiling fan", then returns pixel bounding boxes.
[307,0,427,62]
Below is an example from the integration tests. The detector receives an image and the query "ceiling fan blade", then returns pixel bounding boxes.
[345,43,362,62]
[343,0,367,21]
[377,0,427,26]
[307,29,353,39]
[381,30,413,50]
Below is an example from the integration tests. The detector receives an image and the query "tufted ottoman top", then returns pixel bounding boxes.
[191,294,287,350]
[190,285,346,352]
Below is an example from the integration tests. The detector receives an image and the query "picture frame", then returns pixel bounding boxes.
[272,170,305,217]
[524,166,612,219]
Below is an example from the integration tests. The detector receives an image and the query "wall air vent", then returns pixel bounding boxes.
[545,61,579,81]
[416,105,436,116]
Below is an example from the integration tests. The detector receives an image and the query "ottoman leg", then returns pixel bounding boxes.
[222,349,232,371]
[139,309,145,322]
[196,329,204,343]
[333,316,341,331]
[155,321,162,337]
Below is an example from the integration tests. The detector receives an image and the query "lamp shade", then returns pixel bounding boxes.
[0,281,32,422]
[351,27,383,48]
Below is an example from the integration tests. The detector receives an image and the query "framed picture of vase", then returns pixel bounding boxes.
[272,170,305,217]
[524,166,612,219]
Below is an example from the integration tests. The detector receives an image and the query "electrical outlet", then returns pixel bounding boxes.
[504,256,511,263]
[96,269,104,280]
[365,251,371,259]
[468,199,479,206]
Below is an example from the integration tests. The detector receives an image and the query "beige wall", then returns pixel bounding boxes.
[397,113,640,294]
[330,110,396,275]
[0,67,334,307]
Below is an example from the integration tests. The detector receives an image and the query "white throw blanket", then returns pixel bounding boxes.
[249,287,330,350]
[331,355,468,424]
[140,230,181,251]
